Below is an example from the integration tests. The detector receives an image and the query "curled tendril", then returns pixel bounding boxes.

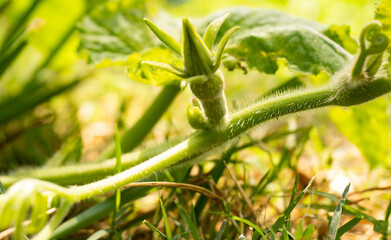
[352,21,389,79]
[0,179,71,239]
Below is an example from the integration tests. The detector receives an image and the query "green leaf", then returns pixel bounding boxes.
[302,224,314,240]
[78,6,353,76]
[203,13,230,51]
[329,98,390,168]
[197,7,327,38]
[77,3,154,64]
[125,48,182,86]
[322,25,358,54]
[375,0,391,54]
[197,7,352,74]
[295,219,304,239]
[144,18,182,56]
[225,25,351,75]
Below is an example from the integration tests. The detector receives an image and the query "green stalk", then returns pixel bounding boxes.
[2,76,391,190]
[97,83,181,161]
[1,73,390,239]
[61,75,391,201]
[0,136,183,187]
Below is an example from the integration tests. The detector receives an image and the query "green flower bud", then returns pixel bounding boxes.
[143,14,239,129]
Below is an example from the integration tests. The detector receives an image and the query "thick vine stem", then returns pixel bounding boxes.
[352,21,389,79]
[25,75,391,201]
[0,70,390,238]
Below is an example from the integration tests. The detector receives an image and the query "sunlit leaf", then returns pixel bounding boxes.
[225,25,351,75]
[322,24,358,54]
[78,6,354,77]
[125,47,182,85]
[375,0,391,54]
[329,98,390,168]
[198,7,353,74]
[77,2,154,64]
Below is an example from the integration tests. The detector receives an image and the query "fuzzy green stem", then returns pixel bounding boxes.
[2,76,390,191]
[0,137,183,187]
[63,75,391,202]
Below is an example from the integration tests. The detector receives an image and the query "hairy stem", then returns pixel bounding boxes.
[2,75,391,191]
[61,74,391,201]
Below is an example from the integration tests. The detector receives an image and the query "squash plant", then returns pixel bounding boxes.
[0,0,391,239]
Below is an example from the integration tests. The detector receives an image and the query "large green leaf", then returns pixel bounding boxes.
[375,0,391,55]
[197,7,352,74]
[196,7,326,36]
[78,5,353,76]
[77,2,155,64]
[329,98,390,168]
[225,25,351,74]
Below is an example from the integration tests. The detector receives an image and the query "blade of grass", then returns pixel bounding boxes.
[0,0,40,52]
[110,125,122,238]
[194,143,236,221]
[381,196,391,239]
[208,211,266,238]
[0,80,81,124]
[249,170,270,199]
[97,83,181,160]
[336,215,363,239]
[0,181,4,194]
[327,183,350,240]
[0,40,27,78]
[223,161,257,219]
[144,220,167,239]
[160,197,172,240]
[287,174,300,230]
[272,176,316,232]
[114,125,122,209]
[175,200,199,240]
[0,0,11,14]
[215,219,227,240]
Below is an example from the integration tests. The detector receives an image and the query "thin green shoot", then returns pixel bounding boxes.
[215,219,227,240]
[160,196,172,240]
[144,220,167,239]
[208,211,266,238]
[175,200,200,240]
[327,183,351,240]
[336,215,363,239]
[272,176,316,232]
